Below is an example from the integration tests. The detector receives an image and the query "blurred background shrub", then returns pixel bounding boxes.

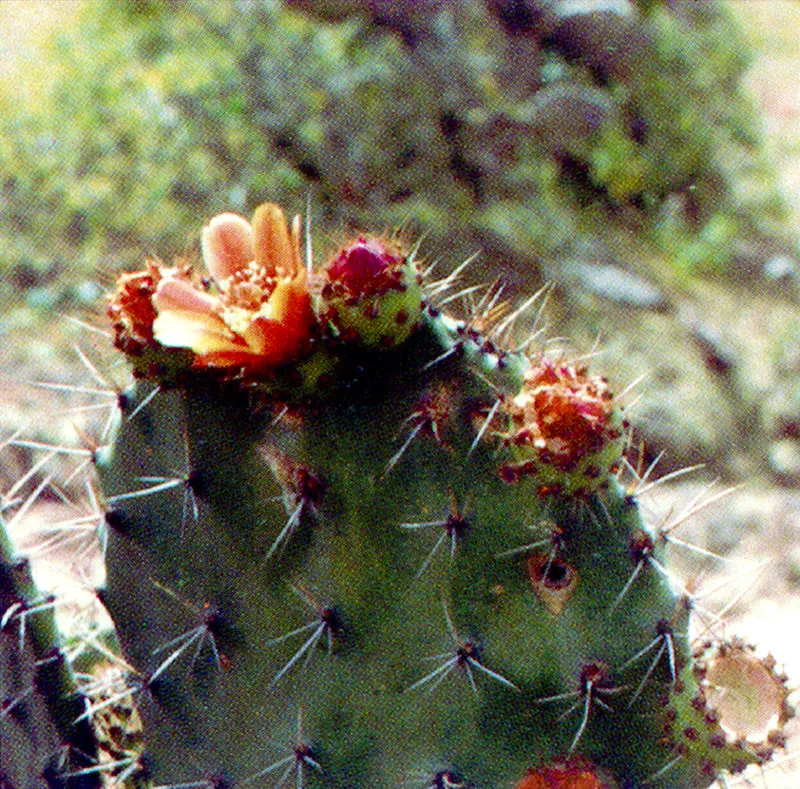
[0,0,791,311]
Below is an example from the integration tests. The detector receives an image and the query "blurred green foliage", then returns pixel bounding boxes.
[0,0,788,310]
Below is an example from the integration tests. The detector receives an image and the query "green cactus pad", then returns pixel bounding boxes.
[92,321,726,786]
[1,514,100,788]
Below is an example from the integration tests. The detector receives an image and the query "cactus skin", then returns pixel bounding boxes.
[92,207,784,788]
[0,514,100,789]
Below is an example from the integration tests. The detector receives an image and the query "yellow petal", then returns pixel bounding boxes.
[201,213,255,282]
[153,309,245,356]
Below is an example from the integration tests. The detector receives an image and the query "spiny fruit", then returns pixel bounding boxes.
[320,234,426,347]
[497,357,627,495]
[515,756,616,789]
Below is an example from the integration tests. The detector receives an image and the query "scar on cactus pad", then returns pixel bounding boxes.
[90,201,793,787]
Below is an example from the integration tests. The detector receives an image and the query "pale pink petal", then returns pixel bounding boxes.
[152,278,245,356]
[201,213,255,281]
[153,277,220,316]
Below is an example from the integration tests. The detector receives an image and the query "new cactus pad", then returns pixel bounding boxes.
[82,203,791,787]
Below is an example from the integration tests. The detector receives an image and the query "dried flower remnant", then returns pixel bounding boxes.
[152,203,315,370]
[500,358,626,493]
[107,259,192,354]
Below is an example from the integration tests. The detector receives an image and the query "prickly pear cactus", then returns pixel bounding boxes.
[93,203,791,787]
[1,511,100,788]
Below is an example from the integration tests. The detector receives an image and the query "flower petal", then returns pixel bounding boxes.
[153,277,220,315]
[153,309,248,356]
[240,272,314,367]
[252,203,301,279]
[152,278,245,357]
[201,213,255,282]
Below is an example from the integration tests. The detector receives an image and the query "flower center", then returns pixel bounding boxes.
[220,260,277,311]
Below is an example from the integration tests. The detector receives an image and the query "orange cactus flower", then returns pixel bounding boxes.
[152,203,315,370]
[515,757,614,789]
